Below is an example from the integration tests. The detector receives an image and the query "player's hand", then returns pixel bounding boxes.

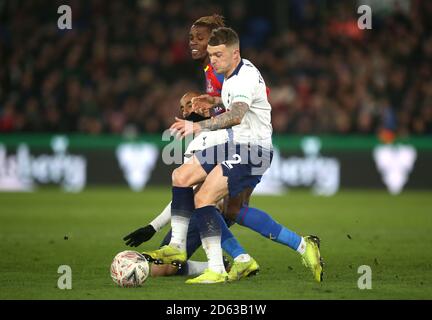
[191,95,220,115]
[196,108,211,118]
[123,225,157,247]
[170,117,201,138]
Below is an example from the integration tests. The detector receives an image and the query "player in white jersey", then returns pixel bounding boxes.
[143,27,323,284]
[220,58,273,148]
[134,92,245,277]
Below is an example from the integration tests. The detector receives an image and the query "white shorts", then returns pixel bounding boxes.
[183,129,229,162]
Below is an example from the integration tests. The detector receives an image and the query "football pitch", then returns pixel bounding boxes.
[1,187,431,300]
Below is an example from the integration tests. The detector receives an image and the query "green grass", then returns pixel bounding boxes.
[1,187,431,300]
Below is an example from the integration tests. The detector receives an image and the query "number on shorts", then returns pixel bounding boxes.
[222,154,241,170]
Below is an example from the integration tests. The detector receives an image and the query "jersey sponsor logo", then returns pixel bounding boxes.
[233,94,249,100]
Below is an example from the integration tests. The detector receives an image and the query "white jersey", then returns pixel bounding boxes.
[221,59,273,148]
[184,129,229,161]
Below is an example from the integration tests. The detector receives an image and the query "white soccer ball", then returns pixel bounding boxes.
[110,250,150,287]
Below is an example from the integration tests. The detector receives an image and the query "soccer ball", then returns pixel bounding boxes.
[110,250,150,287]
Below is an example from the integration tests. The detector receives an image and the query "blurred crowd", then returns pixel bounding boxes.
[0,0,431,136]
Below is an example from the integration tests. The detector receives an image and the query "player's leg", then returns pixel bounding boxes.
[151,212,232,277]
[184,164,230,283]
[150,225,206,277]
[224,182,323,282]
[143,146,245,269]
[169,156,208,250]
[225,189,305,253]
[148,201,172,233]
[142,156,207,265]
[186,164,260,284]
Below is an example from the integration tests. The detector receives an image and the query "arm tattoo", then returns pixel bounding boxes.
[210,103,226,117]
[199,102,249,131]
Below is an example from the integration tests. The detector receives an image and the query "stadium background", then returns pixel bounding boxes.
[0,0,431,300]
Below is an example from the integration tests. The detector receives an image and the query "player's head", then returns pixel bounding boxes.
[207,27,240,76]
[179,91,208,121]
[189,14,225,61]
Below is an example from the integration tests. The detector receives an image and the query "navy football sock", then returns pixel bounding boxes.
[195,205,226,273]
[170,186,194,250]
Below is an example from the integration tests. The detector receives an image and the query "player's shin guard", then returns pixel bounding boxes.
[195,205,226,274]
[236,206,302,251]
[170,187,194,251]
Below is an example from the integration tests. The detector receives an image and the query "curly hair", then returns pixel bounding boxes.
[192,14,225,31]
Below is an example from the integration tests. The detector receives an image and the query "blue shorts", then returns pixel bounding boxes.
[195,142,273,198]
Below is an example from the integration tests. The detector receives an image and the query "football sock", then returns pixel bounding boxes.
[169,187,194,251]
[234,253,251,263]
[159,211,243,261]
[236,206,302,252]
[150,201,172,232]
[296,237,307,255]
[195,205,226,274]
[181,261,208,276]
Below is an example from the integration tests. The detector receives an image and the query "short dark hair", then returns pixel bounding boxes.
[208,27,239,47]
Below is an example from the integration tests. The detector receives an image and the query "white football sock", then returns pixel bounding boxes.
[234,253,251,263]
[186,261,208,276]
[297,237,307,255]
[201,236,226,274]
[169,215,190,252]
[149,202,172,232]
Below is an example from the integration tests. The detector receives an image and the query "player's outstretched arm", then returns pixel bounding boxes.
[123,202,172,247]
[123,225,157,247]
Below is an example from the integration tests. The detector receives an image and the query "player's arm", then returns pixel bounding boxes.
[170,102,249,137]
[191,94,224,116]
[191,94,222,109]
[123,225,157,247]
[123,203,172,247]
[199,101,249,131]
[209,102,226,117]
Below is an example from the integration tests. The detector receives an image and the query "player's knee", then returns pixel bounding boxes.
[150,264,178,277]
[223,198,243,222]
[172,168,191,187]
[222,208,238,222]
[194,191,214,208]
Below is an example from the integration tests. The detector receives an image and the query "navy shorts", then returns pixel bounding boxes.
[195,142,273,198]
